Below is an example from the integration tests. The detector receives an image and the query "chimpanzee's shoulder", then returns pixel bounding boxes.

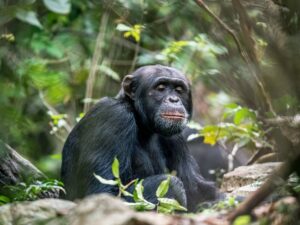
[83,97,134,124]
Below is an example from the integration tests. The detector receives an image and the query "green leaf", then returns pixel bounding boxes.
[227,196,237,207]
[98,65,120,81]
[156,176,170,198]
[15,10,42,28]
[43,0,71,14]
[112,157,120,178]
[125,202,156,211]
[118,24,144,42]
[234,108,252,125]
[157,205,173,214]
[140,202,156,210]
[158,198,187,212]
[94,173,118,186]
[116,23,131,32]
[233,215,251,225]
[0,195,10,204]
[133,180,145,201]
[50,154,62,160]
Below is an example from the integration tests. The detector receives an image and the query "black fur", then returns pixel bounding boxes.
[61,65,218,211]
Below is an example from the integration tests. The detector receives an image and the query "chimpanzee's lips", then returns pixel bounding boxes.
[161,112,186,120]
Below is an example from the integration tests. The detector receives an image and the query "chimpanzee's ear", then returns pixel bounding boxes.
[122,75,134,99]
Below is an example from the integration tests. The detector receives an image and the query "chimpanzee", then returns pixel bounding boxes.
[61,65,219,211]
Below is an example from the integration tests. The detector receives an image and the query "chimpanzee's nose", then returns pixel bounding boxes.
[168,96,179,103]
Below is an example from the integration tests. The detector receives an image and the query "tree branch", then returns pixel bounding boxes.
[193,0,276,116]
[193,0,248,62]
[83,12,109,113]
[231,0,276,116]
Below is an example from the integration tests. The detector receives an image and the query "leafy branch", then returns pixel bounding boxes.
[94,158,187,214]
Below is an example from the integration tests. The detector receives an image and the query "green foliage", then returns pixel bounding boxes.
[19,59,71,105]
[95,157,187,214]
[156,176,170,198]
[130,180,156,211]
[98,64,120,82]
[16,9,42,29]
[0,179,64,205]
[156,34,227,67]
[112,157,120,178]
[157,197,187,214]
[0,33,15,42]
[198,104,271,151]
[0,195,10,206]
[43,0,71,14]
[94,158,133,197]
[233,215,252,225]
[287,173,300,193]
[116,23,144,42]
[160,40,189,63]
[198,196,239,213]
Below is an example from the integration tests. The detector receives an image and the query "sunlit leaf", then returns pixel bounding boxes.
[16,10,42,28]
[116,23,131,32]
[43,0,71,14]
[94,173,118,186]
[118,24,144,42]
[50,154,62,160]
[133,180,145,201]
[203,134,217,145]
[125,201,155,211]
[158,198,187,212]
[187,133,200,141]
[112,157,120,178]
[98,64,120,81]
[156,176,170,198]
[234,108,256,125]
[233,215,251,225]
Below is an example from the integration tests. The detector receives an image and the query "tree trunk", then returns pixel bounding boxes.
[0,140,59,198]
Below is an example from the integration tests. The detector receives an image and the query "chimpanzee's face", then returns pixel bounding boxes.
[131,65,192,136]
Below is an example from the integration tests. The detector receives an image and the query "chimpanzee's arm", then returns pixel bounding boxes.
[61,98,136,199]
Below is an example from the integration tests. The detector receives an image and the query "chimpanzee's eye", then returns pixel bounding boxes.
[156,84,166,92]
[175,86,183,93]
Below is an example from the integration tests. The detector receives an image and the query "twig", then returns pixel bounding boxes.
[83,12,109,113]
[246,147,272,165]
[228,143,240,171]
[112,36,152,53]
[44,57,69,65]
[193,0,276,116]
[129,42,140,73]
[266,115,300,128]
[39,92,72,133]
[193,0,248,62]
[231,0,276,116]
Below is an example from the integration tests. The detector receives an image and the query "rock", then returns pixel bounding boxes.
[65,194,175,225]
[221,162,282,193]
[0,194,195,225]
[0,194,231,225]
[0,198,75,225]
[228,182,262,197]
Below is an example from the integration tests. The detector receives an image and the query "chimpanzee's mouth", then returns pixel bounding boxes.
[161,112,186,120]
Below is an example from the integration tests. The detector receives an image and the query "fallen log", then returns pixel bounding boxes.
[0,140,59,199]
